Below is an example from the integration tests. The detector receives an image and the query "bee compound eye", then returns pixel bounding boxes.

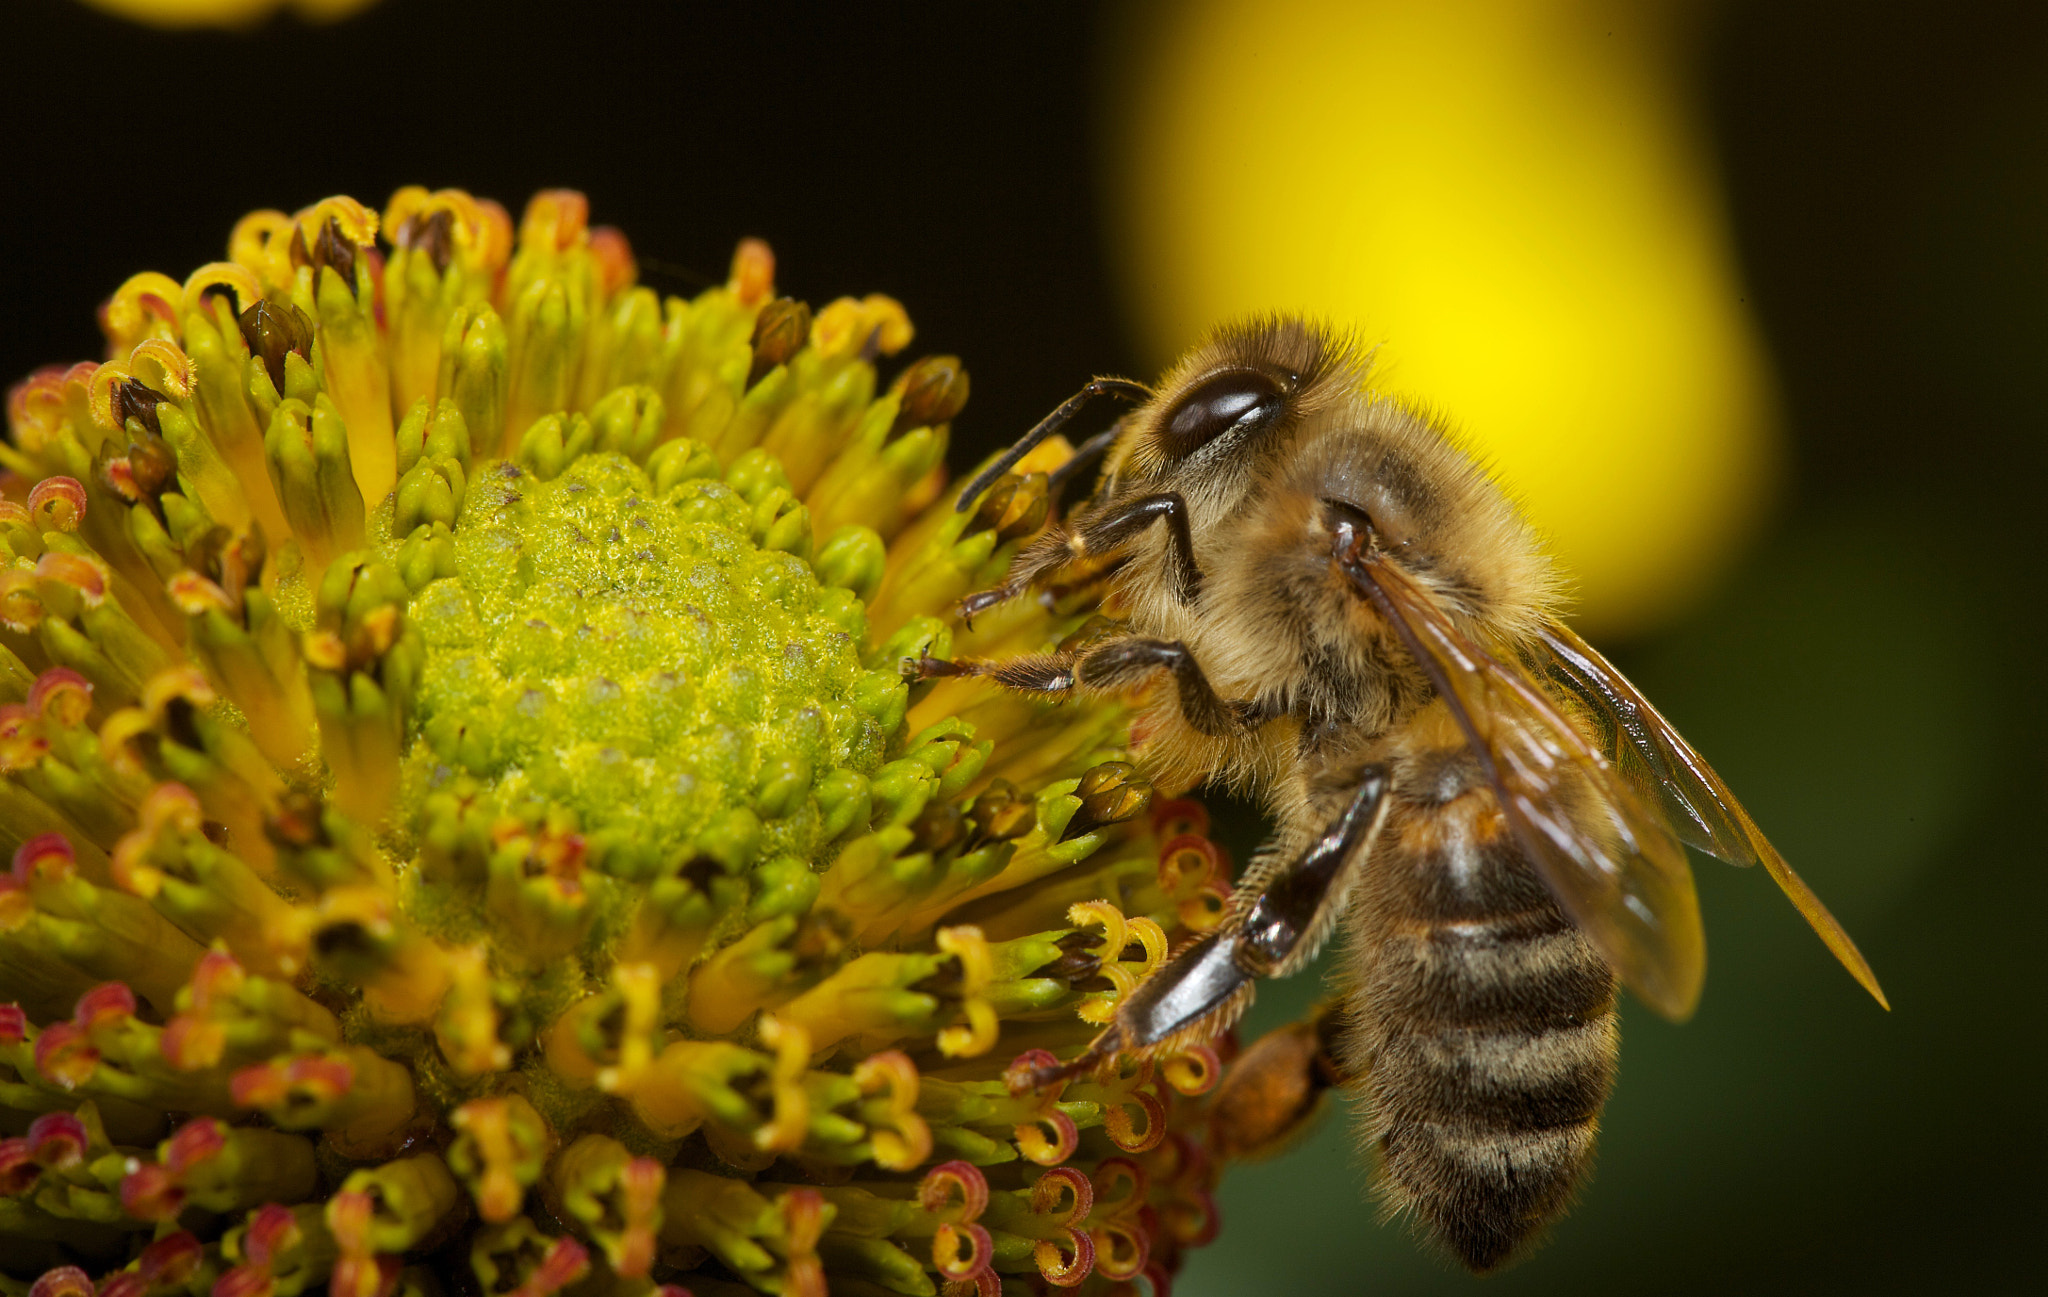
[1160,368,1285,458]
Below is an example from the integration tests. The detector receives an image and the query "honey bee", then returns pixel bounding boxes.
[922,318,1888,1272]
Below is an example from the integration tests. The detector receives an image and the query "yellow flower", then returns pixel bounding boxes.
[0,188,1230,1296]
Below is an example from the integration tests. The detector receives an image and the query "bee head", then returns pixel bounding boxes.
[1118,316,1351,507]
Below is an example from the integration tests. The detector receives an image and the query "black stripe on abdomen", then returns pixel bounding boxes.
[1346,794,1620,1272]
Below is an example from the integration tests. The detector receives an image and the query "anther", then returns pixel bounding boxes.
[238,299,317,392]
[890,354,970,436]
[746,298,812,388]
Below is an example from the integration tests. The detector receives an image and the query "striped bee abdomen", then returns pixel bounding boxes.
[1338,750,1619,1273]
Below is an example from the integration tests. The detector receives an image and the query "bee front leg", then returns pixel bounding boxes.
[958,526,1087,623]
[960,489,1203,622]
[1045,421,1127,519]
[1017,767,1391,1090]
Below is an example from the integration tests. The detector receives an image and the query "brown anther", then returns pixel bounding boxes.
[1059,761,1154,842]
[1030,930,1105,983]
[969,472,1051,543]
[398,208,457,274]
[910,802,966,855]
[291,217,361,284]
[113,379,168,439]
[127,435,177,500]
[264,789,330,850]
[1076,761,1135,800]
[890,355,971,436]
[187,525,265,609]
[747,297,813,388]
[184,526,232,581]
[237,299,317,392]
[968,779,1036,844]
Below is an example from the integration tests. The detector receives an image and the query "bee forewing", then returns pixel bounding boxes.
[1533,622,1889,1010]
[1339,552,1708,1020]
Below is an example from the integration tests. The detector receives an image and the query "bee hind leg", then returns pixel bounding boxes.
[1012,928,1254,1092]
[1020,770,1391,1092]
[1233,766,1392,978]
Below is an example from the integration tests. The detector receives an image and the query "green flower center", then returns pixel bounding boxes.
[404,451,897,877]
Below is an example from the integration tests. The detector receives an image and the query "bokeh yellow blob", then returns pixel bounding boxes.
[78,0,378,28]
[1109,0,1780,637]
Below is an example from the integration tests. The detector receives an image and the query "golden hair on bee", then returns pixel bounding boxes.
[924,315,1886,1273]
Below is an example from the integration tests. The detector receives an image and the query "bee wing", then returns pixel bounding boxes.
[1340,552,1706,1020]
[1531,620,1888,1009]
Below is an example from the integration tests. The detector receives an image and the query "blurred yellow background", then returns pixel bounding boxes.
[1110,0,1778,638]
[76,0,374,28]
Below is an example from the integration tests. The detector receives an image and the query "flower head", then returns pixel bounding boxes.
[1,187,1230,1296]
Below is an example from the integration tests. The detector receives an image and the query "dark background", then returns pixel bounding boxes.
[2,0,1135,449]
[5,1,2043,1293]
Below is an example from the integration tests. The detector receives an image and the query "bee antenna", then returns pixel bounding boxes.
[954,377,1150,512]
